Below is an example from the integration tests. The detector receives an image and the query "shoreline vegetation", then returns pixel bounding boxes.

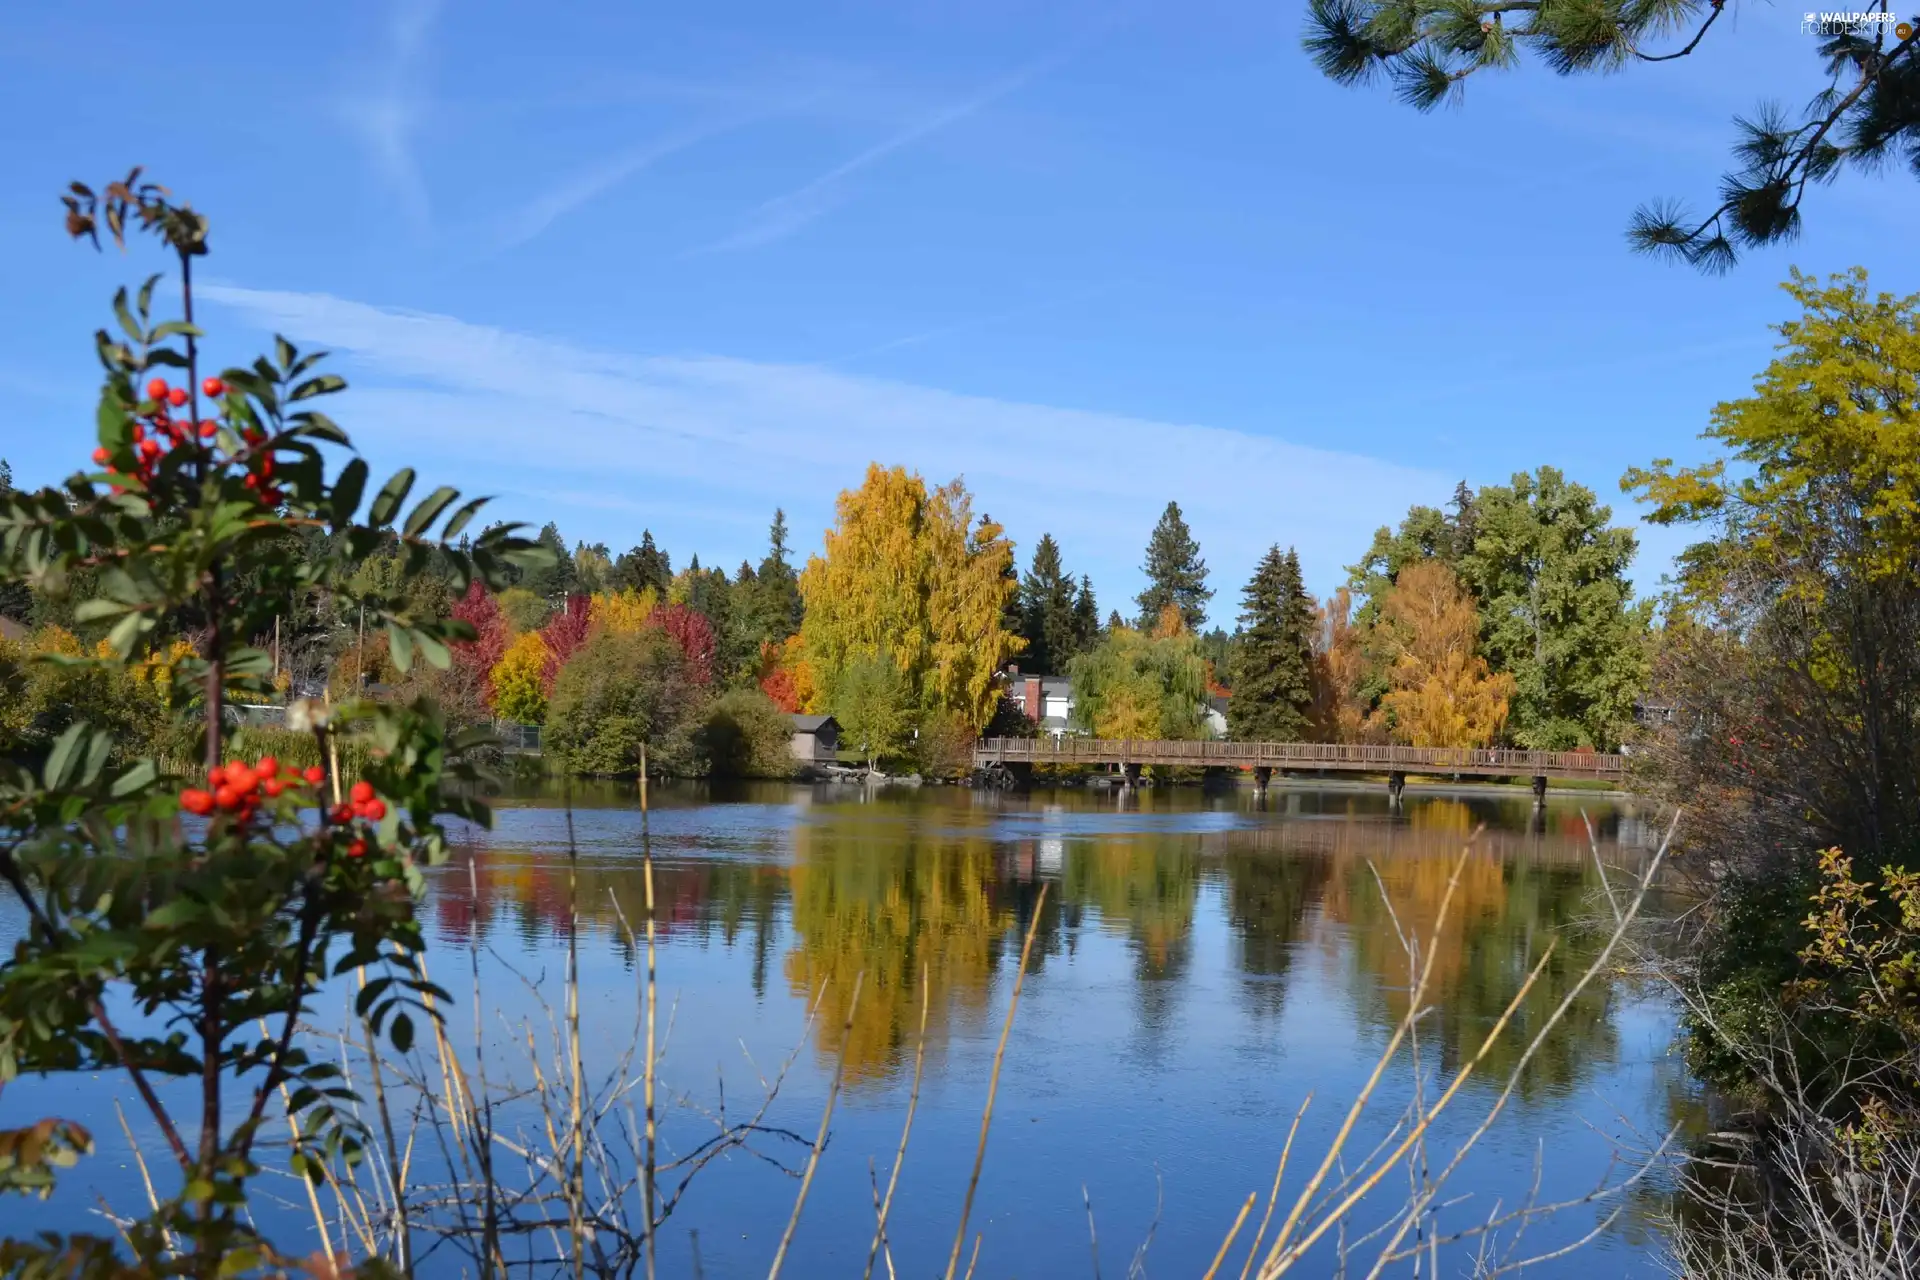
[3,173,1919,1280]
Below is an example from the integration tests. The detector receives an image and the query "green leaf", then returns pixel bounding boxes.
[44,723,87,789]
[390,1012,414,1054]
[289,373,346,402]
[149,320,204,341]
[414,630,450,670]
[388,623,415,673]
[369,468,416,527]
[355,976,397,1017]
[111,759,157,798]
[106,611,145,657]
[331,458,369,529]
[113,287,142,344]
[275,335,297,372]
[403,486,460,538]
[96,390,129,448]
[80,730,111,786]
[72,599,132,623]
[443,496,490,540]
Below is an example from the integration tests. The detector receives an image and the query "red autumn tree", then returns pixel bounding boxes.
[539,593,593,692]
[760,666,801,713]
[450,581,510,713]
[650,602,716,686]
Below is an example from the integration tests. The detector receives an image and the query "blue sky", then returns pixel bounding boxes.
[1,0,1914,625]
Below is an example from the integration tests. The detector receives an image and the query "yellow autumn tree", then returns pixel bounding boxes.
[492,631,551,725]
[1372,561,1513,748]
[590,587,659,636]
[799,464,1022,733]
[924,486,1023,731]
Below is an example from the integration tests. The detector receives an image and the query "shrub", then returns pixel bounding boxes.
[700,688,795,779]
[913,710,976,778]
[545,628,706,775]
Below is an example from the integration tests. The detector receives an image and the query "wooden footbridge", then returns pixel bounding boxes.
[972,737,1627,797]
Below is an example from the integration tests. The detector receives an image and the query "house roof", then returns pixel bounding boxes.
[792,713,839,733]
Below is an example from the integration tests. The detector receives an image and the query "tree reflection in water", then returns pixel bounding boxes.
[430,786,1655,1104]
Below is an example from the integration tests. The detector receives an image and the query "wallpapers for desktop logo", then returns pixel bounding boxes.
[1800,10,1914,35]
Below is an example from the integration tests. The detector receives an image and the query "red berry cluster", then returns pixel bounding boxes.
[178,755,320,822]
[90,376,282,506]
[178,760,387,859]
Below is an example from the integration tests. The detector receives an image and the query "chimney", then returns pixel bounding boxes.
[1025,676,1042,722]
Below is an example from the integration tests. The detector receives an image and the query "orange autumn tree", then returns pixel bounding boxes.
[1311,587,1381,744]
[799,464,1022,734]
[1372,561,1513,748]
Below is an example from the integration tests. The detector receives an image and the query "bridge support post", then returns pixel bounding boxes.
[1253,766,1273,791]
[1121,761,1142,788]
[1387,771,1406,805]
[1531,775,1548,805]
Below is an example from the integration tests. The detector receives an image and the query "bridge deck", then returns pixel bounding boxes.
[973,737,1626,782]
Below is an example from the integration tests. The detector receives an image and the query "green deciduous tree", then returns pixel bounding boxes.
[834,651,913,768]
[1229,546,1317,742]
[1069,624,1212,740]
[700,687,796,779]
[544,626,706,775]
[1136,500,1212,632]
[1303,0,1920,270]
[1463,467,1651,750]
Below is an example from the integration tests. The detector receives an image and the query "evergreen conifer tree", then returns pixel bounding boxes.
[1136,501,1212,631]
[753,509,802,637]
[1228,545,1316,742]
[613,531,672,596]
[1019,533,1079,674]
[524,522,578,599]
[1072,575,1101,652]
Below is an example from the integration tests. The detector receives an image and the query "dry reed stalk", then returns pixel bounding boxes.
[863,962,931,1280]
[113,1100,176,1255]
[564,794,586,1280]
[1237,1098,1309,1280]
[767,972,866,1280]
[1201,1193,1258,1280]
[943,883,1050,1280]
[640,746,659,1280]
[1260,847,1474,1271]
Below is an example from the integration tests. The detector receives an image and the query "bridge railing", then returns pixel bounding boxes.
[973,737,1625,778]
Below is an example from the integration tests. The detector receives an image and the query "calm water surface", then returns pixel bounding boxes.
[14,783,1694,1276]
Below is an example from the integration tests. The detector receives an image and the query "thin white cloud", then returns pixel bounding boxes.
[338,0,443,230]
[490,118,754,253]
[199,283,1451,619]
[694,50,1071,254]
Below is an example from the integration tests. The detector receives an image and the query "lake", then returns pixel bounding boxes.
[7,780,1693,1276]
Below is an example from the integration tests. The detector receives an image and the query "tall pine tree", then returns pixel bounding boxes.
[613,531,672,596]
[755,510,802,635]
[1136,501,1212,631]
[523,522,578,599]
[1072,575,1101,652]
[1018,534,1079,674]
[1227,546,1316,742]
